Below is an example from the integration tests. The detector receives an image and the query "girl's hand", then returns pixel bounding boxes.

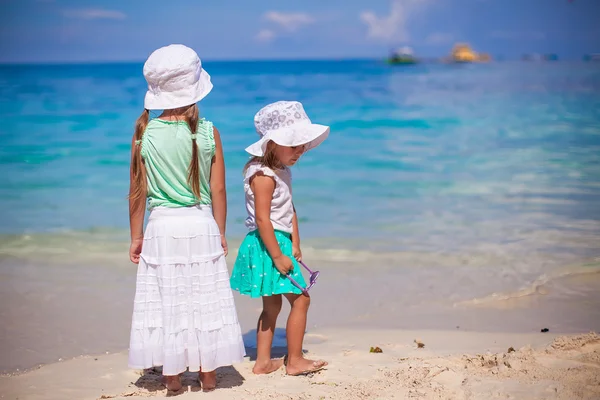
[129,238,143,264]
[220,234,228,257]
[292,244,302,262]
[273,254,294,275]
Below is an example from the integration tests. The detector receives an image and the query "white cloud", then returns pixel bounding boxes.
[491,30,546,40]
[264,11,315,32]
[256,29,276,43]
[425,32,453,45]
[63,8,126,20]
[255,11,315,42]
[360,0,427,42]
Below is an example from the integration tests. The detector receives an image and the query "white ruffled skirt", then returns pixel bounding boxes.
[128,205,246,376]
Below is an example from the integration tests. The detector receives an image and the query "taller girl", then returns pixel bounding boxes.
[127,44,245,392]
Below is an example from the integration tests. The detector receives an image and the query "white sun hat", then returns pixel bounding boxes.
[246,101,330,157]
[142,44,213,110]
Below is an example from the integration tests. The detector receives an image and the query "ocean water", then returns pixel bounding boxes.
[0,60,599,298]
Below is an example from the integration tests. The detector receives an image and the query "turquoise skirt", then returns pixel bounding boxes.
[230,230,307,298]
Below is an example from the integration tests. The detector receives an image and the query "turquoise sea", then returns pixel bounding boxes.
[0,59,599,289]
[1,60,600,372]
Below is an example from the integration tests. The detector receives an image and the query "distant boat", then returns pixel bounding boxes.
[522,53,558,62]
[387,46,418,65]
[446,43,491,63]
[584,53,600,62]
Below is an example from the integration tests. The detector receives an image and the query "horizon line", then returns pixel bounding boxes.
[0,57,591,66]
[0,56,381,66]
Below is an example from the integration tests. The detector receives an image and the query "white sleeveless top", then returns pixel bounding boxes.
[244,162,293,234]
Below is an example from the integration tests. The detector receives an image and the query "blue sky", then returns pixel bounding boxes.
[1,0,599,63]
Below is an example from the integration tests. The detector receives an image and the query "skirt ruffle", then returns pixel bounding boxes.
[128,206,246,375]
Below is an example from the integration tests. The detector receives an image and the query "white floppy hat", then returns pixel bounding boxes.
[246,101,330,157]
[143,44,213,110]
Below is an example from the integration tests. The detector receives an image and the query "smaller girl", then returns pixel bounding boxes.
[230,101,329,376]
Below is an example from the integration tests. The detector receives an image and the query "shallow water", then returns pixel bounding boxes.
[0,61,599,366]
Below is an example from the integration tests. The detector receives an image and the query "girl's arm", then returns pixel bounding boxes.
[129,136,147,264]
[210,126,228,255]
[252,174,294,275]
[291,203,302,261]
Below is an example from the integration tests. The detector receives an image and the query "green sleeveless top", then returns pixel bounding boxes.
[140,118,215,209]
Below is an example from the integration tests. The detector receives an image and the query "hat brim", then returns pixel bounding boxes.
[144,69,213,110]
[245,123,330,157]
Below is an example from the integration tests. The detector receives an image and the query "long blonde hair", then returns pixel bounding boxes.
[129,105,201,205]
[243,140,284,174]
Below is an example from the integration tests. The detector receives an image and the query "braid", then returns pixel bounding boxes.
[128,109,149,208]
[184,105,201,199]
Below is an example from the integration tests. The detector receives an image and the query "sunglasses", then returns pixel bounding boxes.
[286,260,320,296]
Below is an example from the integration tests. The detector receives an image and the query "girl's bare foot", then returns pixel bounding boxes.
[199,369,217,392]
[164,375,182,392]
[285,356,327,376]
[252,358,284,374]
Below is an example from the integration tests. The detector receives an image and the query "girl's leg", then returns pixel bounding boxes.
[253,294,284,374]
[283,294,328,376]
[199,367,216,392]
[164,375,182,392]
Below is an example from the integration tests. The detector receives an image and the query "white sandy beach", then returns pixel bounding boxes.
[1,329,599,400]
[1,237,600,399]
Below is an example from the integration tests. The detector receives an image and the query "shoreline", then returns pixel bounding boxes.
[1,251,600,375]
